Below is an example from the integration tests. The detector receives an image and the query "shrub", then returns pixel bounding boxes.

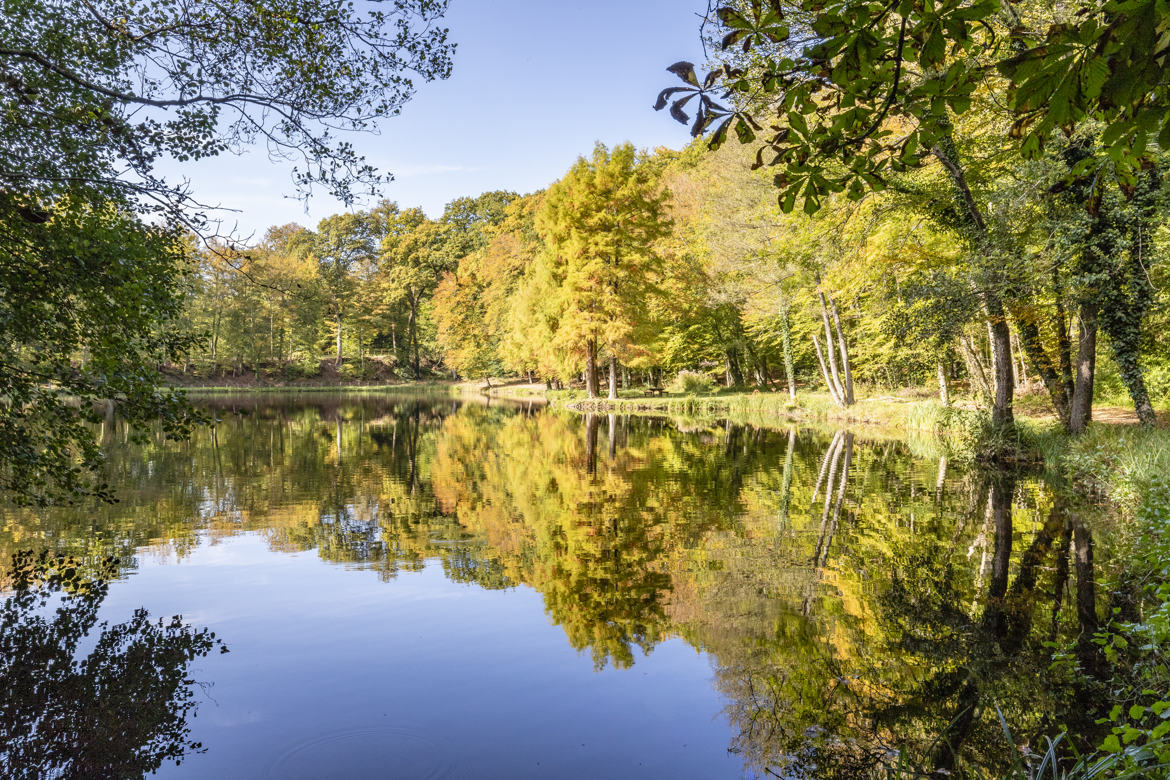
[667,370,716,395]
[282,356,321,380]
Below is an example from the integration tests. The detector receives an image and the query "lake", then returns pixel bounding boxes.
[0,394,1118,778]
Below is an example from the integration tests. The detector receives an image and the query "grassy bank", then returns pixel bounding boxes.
[176,381,457,395]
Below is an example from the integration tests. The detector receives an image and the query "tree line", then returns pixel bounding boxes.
[182,129,1168,435]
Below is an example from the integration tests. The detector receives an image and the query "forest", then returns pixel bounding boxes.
[179,127,1168,436]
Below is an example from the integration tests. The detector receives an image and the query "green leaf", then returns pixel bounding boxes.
[666,61,700,87]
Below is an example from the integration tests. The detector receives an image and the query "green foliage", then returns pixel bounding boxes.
[666,369,717,394]
[0,200,198,505]
[659,0,1166,211]
[0,0,454,503]
[535,142,671,392]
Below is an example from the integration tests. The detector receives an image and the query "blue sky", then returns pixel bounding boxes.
[169,0,709,240]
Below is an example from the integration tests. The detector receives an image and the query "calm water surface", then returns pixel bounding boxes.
[0,395,1120,778]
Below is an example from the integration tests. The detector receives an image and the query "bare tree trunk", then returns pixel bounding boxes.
[607,354,618,400]
[829,296,854,405]
[812,334,844,406]
[937,361,950,406]
[818,291,846,401]
[1068,302,1098,434]
[335,311,343,367]
[584,340,599,399]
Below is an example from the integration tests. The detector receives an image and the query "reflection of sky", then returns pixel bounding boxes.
[101,534,740,779]
[151,0,707,240]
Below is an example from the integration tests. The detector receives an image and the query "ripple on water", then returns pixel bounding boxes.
[266,726,458,780]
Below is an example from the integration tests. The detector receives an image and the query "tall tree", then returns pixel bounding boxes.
[312,212,376,366]
[536,143,671,399]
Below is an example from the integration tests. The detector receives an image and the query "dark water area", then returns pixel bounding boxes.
[0,394,1122,778]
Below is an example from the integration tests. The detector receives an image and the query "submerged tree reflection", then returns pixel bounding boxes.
[0,551,226,780]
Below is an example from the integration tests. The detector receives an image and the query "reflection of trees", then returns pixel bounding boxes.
[0,396,1123,777]
[0,551,224,780]
[681,431,1113,779]
[430,408,757,668]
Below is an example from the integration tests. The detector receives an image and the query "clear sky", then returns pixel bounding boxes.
[168,0,710,241]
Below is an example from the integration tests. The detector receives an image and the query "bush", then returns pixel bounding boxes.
[282,356,321,380]
[667,370,716,395]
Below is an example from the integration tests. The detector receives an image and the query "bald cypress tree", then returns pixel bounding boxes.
[536,143,670,399]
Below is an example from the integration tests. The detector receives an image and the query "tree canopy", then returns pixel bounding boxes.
[0,0,453,504]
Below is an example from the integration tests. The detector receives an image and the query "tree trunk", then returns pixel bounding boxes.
[1014,313,1071,426]
[335,311,343,367]
[408,296,420,378]
[812,334,844,406]
[987,308,1015,428]
[780,300,796,400]
[937,361,950,406]
[818,291,846,401]
[829,296,854,405]
[933,131,1013,427]
[1111,343,1157,426]
[607,354,618,400]
[584,340,599,399]
[1068,302,1098,434]
[1054,272,1075,404]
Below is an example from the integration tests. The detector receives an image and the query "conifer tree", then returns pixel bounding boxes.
[536,143,670,398]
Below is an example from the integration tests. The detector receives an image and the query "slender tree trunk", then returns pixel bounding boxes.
[584,340,599,399]
[933,132,1013,427]
[1068,302,1098,434]
[937,361,950,406]
[988,309,1015,428]
[408,295,420,378]
[818,291,846,401]
[812,334,844,406]
[335,312,343,367]
[829,296,854,405]
[1054,271,1075,404]
[608,354,618,400]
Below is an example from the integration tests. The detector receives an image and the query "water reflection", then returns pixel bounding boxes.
[0,395,1122,777]
[0,551,225,779]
